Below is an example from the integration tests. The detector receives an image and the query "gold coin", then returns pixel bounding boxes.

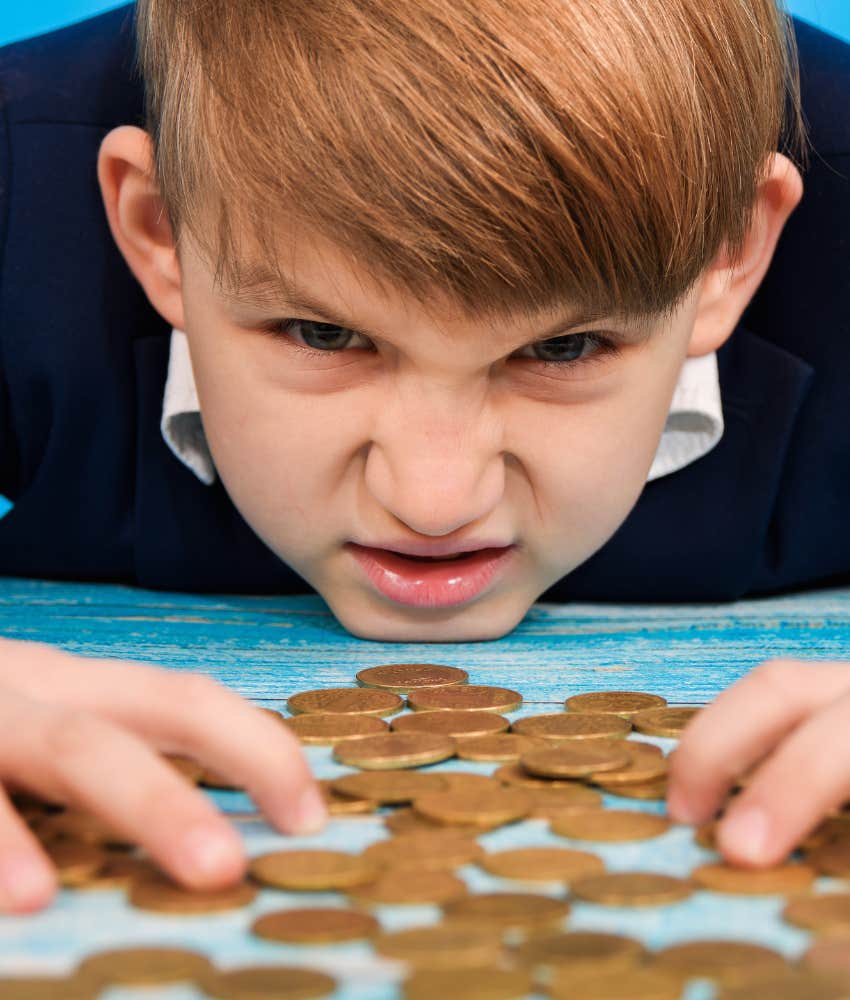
[348,867,468,906]
[570,871,693,906]
[550,808,670,842]
[74,854,159,891]
[694,821,717,849]
[598,778,668,800]
[0,978,96,1000]
[403,968,534,1000]
[512,713,631,742]
[715,970,850,1000]
[801,819,849,852]
[251,907,380,943]
[200,966,336,1000]
[318,779,376,815]
[519,741,632,779]
[443,892,570,933]
[549,967,685,1000]
[481,847,605,883]
[514,930,645,974]
[631,706,701,737]
[129,873,258,913]
[250,850,378,891]
[333,731,455,769]
[413,787,533,828]
[526,784,604,818]
[692,861,815,895]
[364,830,484,871]
[198,768,241,790]
[439,772,502,794]
[803,937,850,976]
[356,663,468,692]
[808,838,850,877]
[45,841,106,886]
[494,762,591,789]
[589,742,667,786]
[408,685,523,714]
[392,710,510,738]
[77,947,213,986]
[331,771,447,804]
[565,691,668,719]
[283,713,389,745]
[654,940,789,986]
[455,733,545,762]
[163,755,204,784]
[287,687,403,717]
[784,893,850,932]
[375,924,504,970]
[384,807,444,835]
[37,810,133,849]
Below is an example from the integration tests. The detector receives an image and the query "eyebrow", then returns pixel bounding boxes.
[222,263,651,340]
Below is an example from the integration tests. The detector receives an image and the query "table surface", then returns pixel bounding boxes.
[3,576,850,999]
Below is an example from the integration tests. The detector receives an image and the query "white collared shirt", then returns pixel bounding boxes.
[161,328,724,486]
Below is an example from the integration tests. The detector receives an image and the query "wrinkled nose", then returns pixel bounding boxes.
[364,390,505,537]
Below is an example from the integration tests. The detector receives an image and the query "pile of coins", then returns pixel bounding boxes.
[5,663,850,999]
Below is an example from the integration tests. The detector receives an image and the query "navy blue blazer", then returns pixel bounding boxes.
[0,6,848,602]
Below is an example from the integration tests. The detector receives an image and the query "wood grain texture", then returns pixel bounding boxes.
[3,577,850,705]
[0,576,847,998]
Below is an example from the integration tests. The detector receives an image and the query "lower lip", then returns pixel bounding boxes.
[346,543,518,608]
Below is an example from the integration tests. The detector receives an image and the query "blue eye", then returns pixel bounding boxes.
[531,334,589,362]
[295,321,355,351]
[265,319,620,370]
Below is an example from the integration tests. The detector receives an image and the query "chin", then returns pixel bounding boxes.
[324,589,534,643]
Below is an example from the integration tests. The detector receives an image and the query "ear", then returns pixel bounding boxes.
[97,125,186,330]
[687,151,804,357]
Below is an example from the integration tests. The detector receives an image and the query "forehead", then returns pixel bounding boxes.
[218,249,624,332]
[195,215,665,342]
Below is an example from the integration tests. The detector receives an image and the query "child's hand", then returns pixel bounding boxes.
[0,637,325,913]
[667,658,850,865]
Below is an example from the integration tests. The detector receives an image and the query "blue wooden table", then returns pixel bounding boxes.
[2,576,850,998]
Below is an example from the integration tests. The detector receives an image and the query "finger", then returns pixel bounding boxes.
[715,689,850,866]
[2,645,325,836]
[667,659,850,825]
[0,785,57,913]
[0,692,246,891]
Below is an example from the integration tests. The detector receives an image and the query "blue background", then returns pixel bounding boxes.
[0,0,849,47]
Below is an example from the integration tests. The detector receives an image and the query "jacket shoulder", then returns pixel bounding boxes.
[0,5,142,128]
[790,16,850,157]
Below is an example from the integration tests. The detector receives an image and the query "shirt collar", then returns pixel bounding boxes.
[161,327,724,487]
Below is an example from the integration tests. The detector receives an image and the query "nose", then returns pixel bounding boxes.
[364,383,505,537]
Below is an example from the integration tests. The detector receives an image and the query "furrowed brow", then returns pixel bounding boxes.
[222,263,657,341]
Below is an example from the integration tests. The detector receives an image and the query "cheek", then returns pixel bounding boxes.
[199,375,374,546]
[512,372,677,539]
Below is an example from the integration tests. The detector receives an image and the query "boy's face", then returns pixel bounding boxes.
[177,228,703,641]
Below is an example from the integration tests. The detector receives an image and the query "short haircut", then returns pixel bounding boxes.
[134,0,810,328]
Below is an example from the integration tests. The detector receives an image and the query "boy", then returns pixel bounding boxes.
[0,0,847,913]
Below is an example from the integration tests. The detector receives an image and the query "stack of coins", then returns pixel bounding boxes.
[6,667,850,1000]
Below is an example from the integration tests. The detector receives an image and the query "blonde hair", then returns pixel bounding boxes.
[134,0,810,326]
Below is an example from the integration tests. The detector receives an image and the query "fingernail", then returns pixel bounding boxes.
[293,786,327,835]
[182,825,240,878]
[0,854,55,910]
[720,807,770,863]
